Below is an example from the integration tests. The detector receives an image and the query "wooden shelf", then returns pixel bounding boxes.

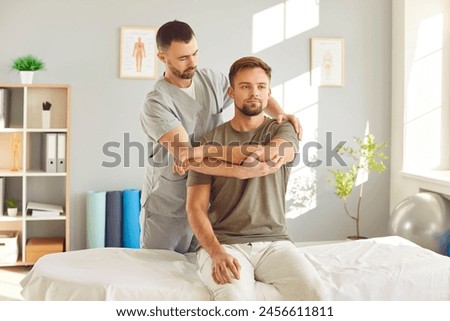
[0,83,70,267]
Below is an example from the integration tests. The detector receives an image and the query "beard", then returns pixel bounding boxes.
[236,100,264,116]
[168,64,196,80]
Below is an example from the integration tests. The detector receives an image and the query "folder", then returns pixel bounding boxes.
[0,177,4,215]
[26,201,64,217]
[56,133,66,172]
[0,89,10,128]
[41,133,57,172]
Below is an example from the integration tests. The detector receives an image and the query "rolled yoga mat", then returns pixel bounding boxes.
[105,190,122,247]
[122,189,141,248]
[86,191,106,248]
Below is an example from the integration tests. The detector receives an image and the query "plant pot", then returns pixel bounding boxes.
[20,71,34,84]
[42,110,51,128]
[7,207,18,217]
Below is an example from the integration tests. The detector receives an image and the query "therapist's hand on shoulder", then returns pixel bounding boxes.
[276,113,303,140]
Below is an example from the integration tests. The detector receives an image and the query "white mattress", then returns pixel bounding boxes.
[20,236,450,300]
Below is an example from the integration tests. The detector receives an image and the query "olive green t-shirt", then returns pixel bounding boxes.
[187,117,299,245]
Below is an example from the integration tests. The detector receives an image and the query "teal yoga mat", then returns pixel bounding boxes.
[122,189,141,248]
[106,190,122,247]
[86,191,106,248]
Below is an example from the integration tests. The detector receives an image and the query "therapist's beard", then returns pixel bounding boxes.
[170,66,197,79]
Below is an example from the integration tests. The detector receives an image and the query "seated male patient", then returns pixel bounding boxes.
[186,56,325,300]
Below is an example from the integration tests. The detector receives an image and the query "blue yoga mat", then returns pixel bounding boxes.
[105,190,122,247]
[86,191,106,248]
[122,189,141,248]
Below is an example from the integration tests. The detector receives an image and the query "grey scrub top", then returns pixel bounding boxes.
[140,68,233,218]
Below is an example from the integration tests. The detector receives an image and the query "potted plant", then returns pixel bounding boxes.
[5,198,19,217]
[11,55,45,84]
[328,133,388,240]
[42,101,52,128]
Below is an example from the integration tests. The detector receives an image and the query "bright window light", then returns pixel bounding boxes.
[404,13,444,171]
[413,14,443,60]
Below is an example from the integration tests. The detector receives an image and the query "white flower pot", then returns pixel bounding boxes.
[7,208,18,217]
[42,110,51,128]
[20,71,34,84]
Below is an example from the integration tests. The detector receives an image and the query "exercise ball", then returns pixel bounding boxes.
[389,192,450,255]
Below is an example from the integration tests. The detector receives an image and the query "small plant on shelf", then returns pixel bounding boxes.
[42,101,52,111]
[5,198,19,216]
[11,55,45,84]
[11,55,45,71]
[5,198,18,208]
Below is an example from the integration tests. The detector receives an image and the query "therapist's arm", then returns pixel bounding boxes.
[159,126,291,179]
[185,138,294,179]
[159,125,270,175]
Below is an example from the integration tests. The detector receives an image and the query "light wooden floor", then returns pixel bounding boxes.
[0,266,32,300]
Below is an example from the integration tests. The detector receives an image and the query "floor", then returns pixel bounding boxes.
[0,266,31,300]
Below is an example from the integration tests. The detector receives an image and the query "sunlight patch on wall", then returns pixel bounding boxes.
[252,4,284,53]
[252,0,319,53]
[404,14,443,171]
[272,73,318,218]
[285,0,319,40]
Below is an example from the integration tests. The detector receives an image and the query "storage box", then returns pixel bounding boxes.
[26,237,64,264]
[0,230,19,264]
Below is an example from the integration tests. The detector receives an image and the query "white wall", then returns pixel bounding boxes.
[0,0,392,250]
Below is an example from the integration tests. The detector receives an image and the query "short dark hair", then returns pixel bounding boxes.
[228,56,272,87]
[156,20,195,52]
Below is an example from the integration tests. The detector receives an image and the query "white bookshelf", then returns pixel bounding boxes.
[0,83,70,266]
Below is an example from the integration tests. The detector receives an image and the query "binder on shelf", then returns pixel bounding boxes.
[0,177,4,215]
[26,201,64,217]
[0,88,10,128]
[41,133,57,172]
[56,133,66,173]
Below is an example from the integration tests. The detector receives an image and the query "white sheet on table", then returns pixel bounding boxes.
[21,248,211,300]
[20,236,450,301]
[297,236,450,300]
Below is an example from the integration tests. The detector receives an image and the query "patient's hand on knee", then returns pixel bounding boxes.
[211,252,241,285]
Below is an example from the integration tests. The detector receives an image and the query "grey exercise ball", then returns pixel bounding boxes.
[389,192,450,255]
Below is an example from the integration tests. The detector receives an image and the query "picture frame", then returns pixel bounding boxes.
[310,38,345,86]
[120,26,157,79]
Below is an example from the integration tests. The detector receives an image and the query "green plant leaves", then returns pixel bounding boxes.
[11,55,45,71]
[329,165,357,199]
[327,133,389,237]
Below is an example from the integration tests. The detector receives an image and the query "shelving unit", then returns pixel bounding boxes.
[0,83,70,266]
